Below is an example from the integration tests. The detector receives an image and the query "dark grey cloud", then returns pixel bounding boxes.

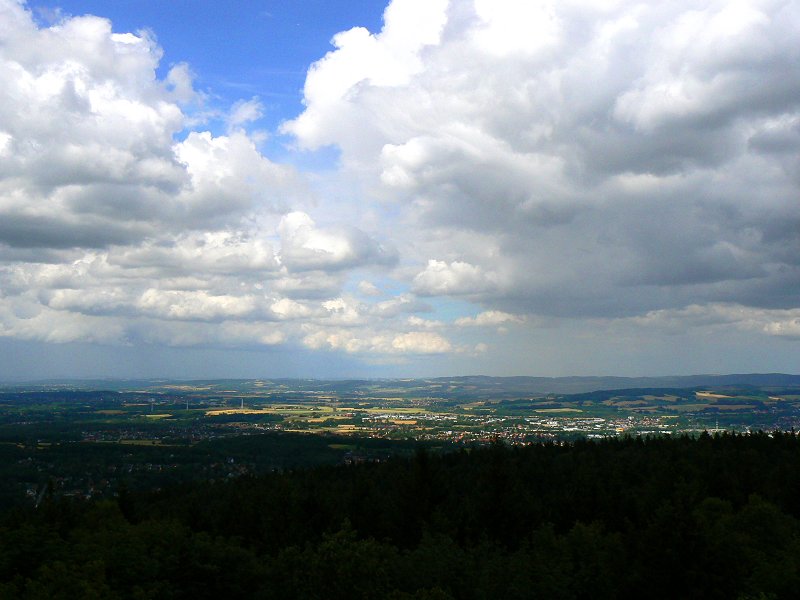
[0,212,148,249]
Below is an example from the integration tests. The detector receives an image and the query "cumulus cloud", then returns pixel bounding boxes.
[455,310,524,327]
[278,211,397,272]
[0,300,127,344]
[629,303,800,340]
[4,0,800,374]
[227,97,264,130]
[302,327,453,355]
[0,0,303,250]
[357,280,382,297]
[406,315,443,329]
[270,297,314,321]
[391,331,452,354]
[283,0,449,152]
[371,294,431,317]
[0,1,441,362]
[286,0,800,334]
[172,130,298,224]
[412,259,500,296]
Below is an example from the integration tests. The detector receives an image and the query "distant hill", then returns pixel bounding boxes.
[3,373,799,397]
[425,373,800,395]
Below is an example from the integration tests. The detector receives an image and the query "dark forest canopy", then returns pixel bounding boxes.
[2,432,800,599]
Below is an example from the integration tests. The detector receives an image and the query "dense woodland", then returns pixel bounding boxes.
[2,432,800,598]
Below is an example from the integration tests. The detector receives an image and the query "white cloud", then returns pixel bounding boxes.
[164,63,198,104]
[473,342,489,354]
[2,0,799,375]
[371,293,430,317]
[472,0,560,57]
[455,310,524,327]
[135,289,264,322]
[282,0,448,153]
[629,303,800,340]
[302,327,453,355]
[278,211,397,272]
[321,297,365,326]
[270,297,313,320]
[406,315,443,329]
[412,259,499,296]
[110,231,280,276]
[287,0,800,329]
[227,97,264,130]
[0,1,304,251]
[0,2,432,363]
[391,331,452,354]
[613,2,797,132]
[0,301,127,344]
[357,280,382,296]
[763,318,800,339]
[173,131,298,224]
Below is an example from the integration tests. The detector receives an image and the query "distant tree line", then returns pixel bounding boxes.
[2,432,800,598]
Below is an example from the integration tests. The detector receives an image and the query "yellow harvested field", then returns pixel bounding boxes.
[391,419,418,425]
[361,407,428,415]
[145,414,172,419]
[205,408,275,416]
[696,391,732,399]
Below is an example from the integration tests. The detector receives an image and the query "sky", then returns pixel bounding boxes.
[0,0,799,380]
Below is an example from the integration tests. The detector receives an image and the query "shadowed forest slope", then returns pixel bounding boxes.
[2,432,800,599]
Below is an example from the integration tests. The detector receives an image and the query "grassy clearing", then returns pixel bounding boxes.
[360,407,429,415]
[206,408,274,416]
[671,404,711,412]
[306,416,351,423]
[459,402,485,409]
